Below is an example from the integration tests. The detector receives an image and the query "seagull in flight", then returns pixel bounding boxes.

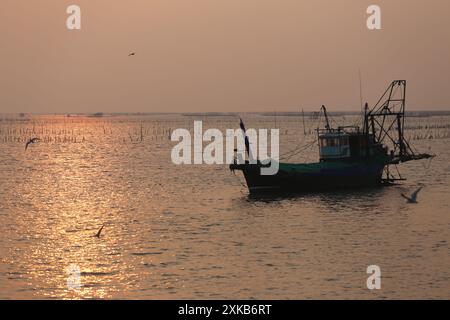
[25,137,40,150]
[128,52,136,56]
[401,187,423,203]
[94,224,105,238]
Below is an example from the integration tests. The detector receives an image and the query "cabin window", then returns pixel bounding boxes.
[321,137,346,147]
[340,137,349,145]
[328,139,334,147]
[328,139,336,147]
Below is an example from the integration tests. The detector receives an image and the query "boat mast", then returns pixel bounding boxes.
[363,103,369,134]
[239,118,253,162]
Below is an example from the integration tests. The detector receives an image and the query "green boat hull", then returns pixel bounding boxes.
[230,160,386,193]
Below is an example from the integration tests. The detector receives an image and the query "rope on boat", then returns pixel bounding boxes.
[279,138,318,161]
[278,113,324,161]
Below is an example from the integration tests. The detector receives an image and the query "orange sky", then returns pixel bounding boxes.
[0,0,449,113]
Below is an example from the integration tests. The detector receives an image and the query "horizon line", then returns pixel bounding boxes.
[2,109,450,116]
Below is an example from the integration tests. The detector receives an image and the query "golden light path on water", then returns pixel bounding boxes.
[0,114,449,299]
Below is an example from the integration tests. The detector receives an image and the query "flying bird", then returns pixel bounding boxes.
[25,137,40,150]
[401,187,423,203]
[94,224,105,238]
[128,52,136,56]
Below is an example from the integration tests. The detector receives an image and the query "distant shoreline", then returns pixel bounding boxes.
[2,110,450,118]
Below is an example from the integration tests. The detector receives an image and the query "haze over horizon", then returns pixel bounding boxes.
[1,0,449,113]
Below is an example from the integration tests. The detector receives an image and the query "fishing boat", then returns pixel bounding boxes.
[230,80,434,193]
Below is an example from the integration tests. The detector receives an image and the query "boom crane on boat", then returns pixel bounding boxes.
[364,80,434,165]
[320,105,331,131]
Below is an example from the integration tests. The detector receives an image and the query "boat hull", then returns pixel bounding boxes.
[230,161,385,193]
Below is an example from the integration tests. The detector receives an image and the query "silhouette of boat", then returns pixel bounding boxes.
[230,80,434,193]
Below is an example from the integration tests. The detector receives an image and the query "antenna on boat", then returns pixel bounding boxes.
[359,69,364,113]
[358,69,367,131]
[302,108,306,135]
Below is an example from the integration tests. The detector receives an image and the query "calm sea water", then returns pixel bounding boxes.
[0,114,448,299]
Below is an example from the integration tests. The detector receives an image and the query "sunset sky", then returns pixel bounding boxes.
[1,0,449,113]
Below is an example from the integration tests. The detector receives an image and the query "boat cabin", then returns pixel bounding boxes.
[318,127,379,161]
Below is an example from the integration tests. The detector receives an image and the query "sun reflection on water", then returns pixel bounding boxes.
[0,114,449,299]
